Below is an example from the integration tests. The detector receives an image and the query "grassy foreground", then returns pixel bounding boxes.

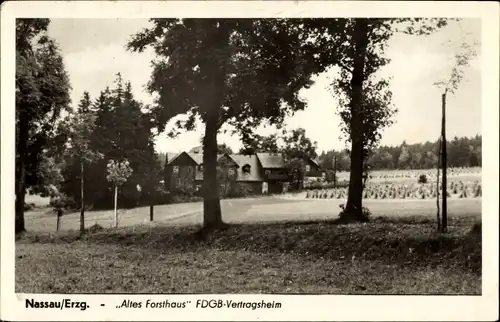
[16,215,481,294]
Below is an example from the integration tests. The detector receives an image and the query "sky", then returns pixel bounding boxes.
[47,18,481,154]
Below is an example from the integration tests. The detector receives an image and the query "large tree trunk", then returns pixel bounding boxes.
[163,154,170,191]
[198,22,231,233]
[345,142,365,216]
[202,110,223,231]
[15,158,27,234]
[80,161,85,233]
[15,128,28,234]
[441,92,448,232]
[342,19,370,221]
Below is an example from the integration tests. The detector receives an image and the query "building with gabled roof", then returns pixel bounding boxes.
[165,150,321,195]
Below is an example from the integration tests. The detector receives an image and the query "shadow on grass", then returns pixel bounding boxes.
[17,215,481,275]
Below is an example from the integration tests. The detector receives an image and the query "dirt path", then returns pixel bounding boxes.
[25,196,481,232]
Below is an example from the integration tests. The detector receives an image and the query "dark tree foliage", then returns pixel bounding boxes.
[239,133,280,155]
[15,18,71,233]
[281,128,318,160]
[238,128,318,191]
[308,18,448,220]
[60,75,159,210]
[217,143,234,155]
[318,135,482,170]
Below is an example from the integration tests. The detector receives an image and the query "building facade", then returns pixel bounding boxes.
[165,151,321,196]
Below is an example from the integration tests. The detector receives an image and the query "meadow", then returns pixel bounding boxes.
[16,167,482,294]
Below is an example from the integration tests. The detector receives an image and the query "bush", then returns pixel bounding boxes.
[226,184,253,199]
[49,194,76,211]
[172,195,202,204]
[469,222,481,236]
[153,187,173,205]
[87,223,105,233]
[304,180,348,191]
[418,174,428,184]
[325,170,337,183]
[337,204,371,222]
[24,203,36,211]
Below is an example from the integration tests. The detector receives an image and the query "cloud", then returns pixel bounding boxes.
[52,18,482,154]
[64,43,154,107]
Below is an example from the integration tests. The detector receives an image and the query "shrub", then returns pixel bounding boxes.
[87,223,105,233]
[469,221,481,236]
[24,203,36,211]
[172,195,202,204]
[418,174,428,184]
[303,181,348,191]
[153,187,173,205]
[226,184,253,199]
[337,205,371,222]
[474,184,482,197]
[174,186,197,197]
[325,170,337,183]
[50,194,76,212]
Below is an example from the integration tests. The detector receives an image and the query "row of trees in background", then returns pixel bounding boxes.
[317,135,482,171]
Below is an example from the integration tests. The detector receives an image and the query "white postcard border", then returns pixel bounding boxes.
[1,1,499,321]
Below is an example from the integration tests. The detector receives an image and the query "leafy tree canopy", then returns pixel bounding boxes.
[127,18,330,138]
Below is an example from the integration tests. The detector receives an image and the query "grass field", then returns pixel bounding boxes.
[16,195,481,294]
[24,196,481,232]
[16,214,481,294]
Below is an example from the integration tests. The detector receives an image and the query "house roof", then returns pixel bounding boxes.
[218,153,241,168]
[310,158,320,167]
[189,146,203,153]
[170,151,319,170]
[187,152,204,165]
[166,152,179,163]
[168,152,196,165]
[230,154,265,181]
[256,153,286,169]
[187,153,264,182]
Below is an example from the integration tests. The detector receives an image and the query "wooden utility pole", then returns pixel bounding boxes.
[333,155,337,188]
[57,208,63,232]
[114,185,118,228]
[436,138,441,231]
[441,92,448,232]
[149,161,155,222]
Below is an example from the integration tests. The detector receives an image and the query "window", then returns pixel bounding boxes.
[305,165,311,172]
[173,166,179,173]
[243,165,251,174]
[198,165,203,172]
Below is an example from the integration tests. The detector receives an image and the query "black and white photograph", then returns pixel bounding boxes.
[1,1,499,321]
